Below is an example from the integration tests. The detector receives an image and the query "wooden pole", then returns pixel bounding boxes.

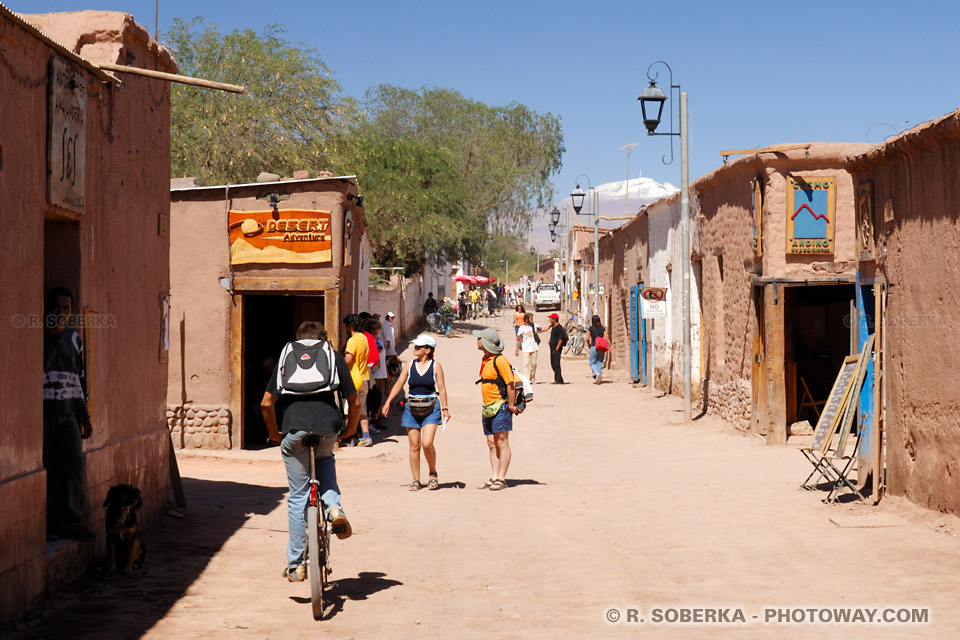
[98,62,245,94]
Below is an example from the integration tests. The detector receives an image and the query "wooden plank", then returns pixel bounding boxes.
[764,283,787,444]
[873,286,886,502]
[829,514,903,528]
[835,335,874,456]
[98,62,245,93]
[168,434,186,508]
[228,295,243,449]
[232,276,339,292]
[325,288,340,350]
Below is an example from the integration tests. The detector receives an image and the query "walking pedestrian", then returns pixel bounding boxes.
[366,317,388,429]
[546,313,567,384]
[423,292,438,318]
[513,304,526,336]
[382,334,450,491]
[43,288,95,542]
[515,312,539,384]
[588,315,606,384]
[342,314,373,446]
[260,320,359,582]
[473,328,519,491]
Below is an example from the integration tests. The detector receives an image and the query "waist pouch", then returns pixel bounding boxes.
[482,399,505,418]
[408,395,437,416]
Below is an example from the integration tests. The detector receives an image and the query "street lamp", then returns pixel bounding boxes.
[571,174,599,318]
[499,258,509,288]
[639,60,691,422]
[549,205,566,319]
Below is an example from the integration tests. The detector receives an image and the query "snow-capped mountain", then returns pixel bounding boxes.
[528,174,678,253]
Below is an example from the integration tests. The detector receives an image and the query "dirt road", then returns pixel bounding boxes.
[7,312,960,639]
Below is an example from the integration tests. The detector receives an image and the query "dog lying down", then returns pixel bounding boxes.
[103,484,146,572]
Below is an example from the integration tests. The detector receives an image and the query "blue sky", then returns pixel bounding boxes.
[21,0,960,206]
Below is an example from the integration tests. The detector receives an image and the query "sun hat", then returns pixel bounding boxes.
[548,313,560,319]
[473,327,504,354]
[412,334,437,348]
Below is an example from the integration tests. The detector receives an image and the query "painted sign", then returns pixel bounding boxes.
[856,182,875,259]
[786,176,836,254]
[228,209,332,265]
[640,286,667,318]
[48,57,86,213]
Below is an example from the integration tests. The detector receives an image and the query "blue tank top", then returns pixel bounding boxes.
[408,360,436,396]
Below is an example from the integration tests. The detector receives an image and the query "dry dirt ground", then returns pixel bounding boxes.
[5,312,960,640]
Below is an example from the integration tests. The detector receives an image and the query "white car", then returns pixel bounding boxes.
[534,283,561,311]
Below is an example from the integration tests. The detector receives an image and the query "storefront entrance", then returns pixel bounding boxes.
[241,293,325,448]
[785,284,855,425]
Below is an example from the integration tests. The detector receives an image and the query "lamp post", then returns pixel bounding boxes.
[619,142,639,218]
[499,258,509,289]
[638,60,691,423]
[549,206,565,319]
[571,174,599,317]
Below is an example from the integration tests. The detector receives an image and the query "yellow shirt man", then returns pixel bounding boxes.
[468,289,480,304]
[345,332,370,390]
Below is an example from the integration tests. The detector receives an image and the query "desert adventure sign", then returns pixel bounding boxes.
[786,176,836,255]
[228,209,332,265]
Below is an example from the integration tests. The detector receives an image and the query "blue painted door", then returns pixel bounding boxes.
[629,285,640,382]
[855,275,876,466]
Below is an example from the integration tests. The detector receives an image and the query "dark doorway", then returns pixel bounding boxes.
[242,294,325,448]
[785,284,855,424]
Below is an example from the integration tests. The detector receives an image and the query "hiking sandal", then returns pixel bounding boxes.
[428,473,439,490]
[408,480,422,491]
[477,478,495,490]
[489,479,507,491]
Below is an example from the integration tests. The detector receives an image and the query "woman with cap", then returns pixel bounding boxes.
[382,333,450,490]
[473,327,520,491]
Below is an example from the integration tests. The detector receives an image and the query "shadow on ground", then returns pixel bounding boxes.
[289,570,403,618]
[4,478,285,640]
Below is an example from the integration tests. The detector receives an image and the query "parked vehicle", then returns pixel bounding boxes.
[534,283,561,312]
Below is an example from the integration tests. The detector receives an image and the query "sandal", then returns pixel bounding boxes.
[489,479,507,491]
[428,473,439,490]
[408,480,422,491]
[477,478,495,490]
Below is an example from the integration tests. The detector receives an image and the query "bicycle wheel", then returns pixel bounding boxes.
[307,504,324,620]
[572,333,586,356]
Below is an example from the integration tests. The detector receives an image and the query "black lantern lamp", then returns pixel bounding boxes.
[549,221,556,234]
[550,231,557,242]
[550,206,561,226]
[570,185,586,215]
[638,80,667,134]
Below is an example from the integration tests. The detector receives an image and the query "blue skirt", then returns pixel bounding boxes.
[401,398,442,429]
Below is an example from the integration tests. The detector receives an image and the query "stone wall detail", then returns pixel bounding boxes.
[167,403,232,449]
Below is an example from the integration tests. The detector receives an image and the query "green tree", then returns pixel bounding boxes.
[165,18,349,185]
[331,86,564,272]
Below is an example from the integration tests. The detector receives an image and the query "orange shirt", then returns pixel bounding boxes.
[514,311,525,327]
[479,354,515,405]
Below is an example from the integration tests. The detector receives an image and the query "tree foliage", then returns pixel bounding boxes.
[166,18,349,185]
[331,86,564,271]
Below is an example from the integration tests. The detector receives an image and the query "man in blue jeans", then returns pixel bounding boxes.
[261,321,360,582]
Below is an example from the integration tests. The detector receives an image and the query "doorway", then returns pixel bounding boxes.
[241,294,325,448]
[785,284,855,424]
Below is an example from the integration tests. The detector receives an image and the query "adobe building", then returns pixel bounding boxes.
[693,143,870,442]
[845,111,960,514]
[1,8,175,622]
[166,174,369,450]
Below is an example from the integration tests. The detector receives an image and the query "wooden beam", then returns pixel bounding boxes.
[325,288,340,350]
[97,63,245,93]
[720,143,812,163]
[228,295,243,450]
[764,283,787,445]
[232,276,339,292]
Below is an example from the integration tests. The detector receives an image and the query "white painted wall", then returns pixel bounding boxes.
[645,197,701,396]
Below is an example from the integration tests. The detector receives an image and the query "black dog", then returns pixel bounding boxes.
[103,484,146,572]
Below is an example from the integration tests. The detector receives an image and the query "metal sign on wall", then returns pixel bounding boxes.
[228,208,332,265]
[786,176,835,254]
[640,286,668,318]
[47,57,86,213]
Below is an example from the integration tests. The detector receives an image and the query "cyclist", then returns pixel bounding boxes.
[261,321,359,582]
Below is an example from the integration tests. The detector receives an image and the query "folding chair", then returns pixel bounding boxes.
[800,356,858,490]
[799,376,826,421]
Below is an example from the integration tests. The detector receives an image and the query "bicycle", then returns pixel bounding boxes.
[564,325,587,356]
[303,434,332,620]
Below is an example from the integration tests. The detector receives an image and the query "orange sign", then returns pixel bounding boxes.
[228,209,332,265]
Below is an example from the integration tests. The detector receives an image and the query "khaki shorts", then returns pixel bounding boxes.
[357,379,370,417]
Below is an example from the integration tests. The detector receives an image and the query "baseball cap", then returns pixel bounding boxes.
[548,313,560,319]
[412,334,437,348]
[386,311,396,318]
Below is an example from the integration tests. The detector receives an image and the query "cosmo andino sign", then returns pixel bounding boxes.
[786,176,836,255]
